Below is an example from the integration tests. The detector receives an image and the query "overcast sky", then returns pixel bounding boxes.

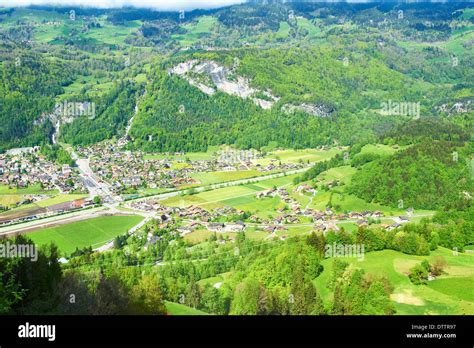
[0,0,247,11]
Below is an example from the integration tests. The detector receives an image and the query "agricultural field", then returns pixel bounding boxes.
[36,194,89,208]
[358,144,401,156]
[0,184,57,195]
[190,170,264,186]
[0,194,89,222]
[144,147,217,161]
[28,215,143,255]
[162,174,298,217]
[256,147,343,166]
[173,16,218,47]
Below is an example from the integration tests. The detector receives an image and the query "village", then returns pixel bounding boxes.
[126,183,412,249]
[0,147,87,196]
[75,142,305,194]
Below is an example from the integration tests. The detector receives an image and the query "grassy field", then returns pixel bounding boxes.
[0,184,57,195]
[172,16,218,46]
[0,194,89,219]
[314,247,474,315]
[0,194,25,208]
[28,215,143,255]
[256,147,343,166]
[358,144,401,156]
[36,194,89,208]
[165,301,208,315]
[86,20,141,45]
[144,146,218,161]
[163,174,298,217]
[317,166,357,185]
[191,170,264,186]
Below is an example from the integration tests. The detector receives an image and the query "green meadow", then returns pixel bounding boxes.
[191,170,264,186]
[163,174,298,217]
[314,248,474,315]
[165,301,209,315]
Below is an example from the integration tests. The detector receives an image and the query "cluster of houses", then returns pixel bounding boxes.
[257,187,304,215]
[0,148,86,194]
[76,144,199,192]
[76,142,311,194]
[127,196,414,251]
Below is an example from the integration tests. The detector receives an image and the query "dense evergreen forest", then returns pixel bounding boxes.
[0,55,72,152]
[348,141,473,210]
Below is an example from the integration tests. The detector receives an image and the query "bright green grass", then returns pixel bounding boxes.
[86,21,141,45]
[331,192,405,215]
[441,30,474,57]
[197,275,224,287]
[227,196,285,218]
[0,184,57,195]
[163,174,297,212]
[144,146,217,161]
[428,277,474,302]
[257,148,342,166]
[166,184,263,208]
[314,248,474,315]
[191,170,263,186]
[358,144,400,156]
[318,166,357,185]
[296,17,321,38]
[29,215,143,255]
[183,229,213,244]
[276,21,290,39]
[275,225,312,237]
[173,16,217,46]
[36,194,89,208]
[336,222,358,232]
[165,301,209,315]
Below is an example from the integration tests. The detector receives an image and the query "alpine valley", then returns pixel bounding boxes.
[0,1,472,316]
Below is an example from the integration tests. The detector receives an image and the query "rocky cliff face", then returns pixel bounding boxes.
[169,60,279,109]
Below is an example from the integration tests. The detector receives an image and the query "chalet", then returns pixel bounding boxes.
[70,199,85,209]
[249,215,259,222]
[144,236,160,251]
[387,223,401,231]
[208,222,225,232]
[398,216,410,223]
[224,222,246,232]
[177,226,193,235]
[264,225,276,233]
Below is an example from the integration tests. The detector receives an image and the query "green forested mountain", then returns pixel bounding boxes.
[127,45,438,152]
[60,81,142,146]
[349,141,473,210]
[0,55,72,152]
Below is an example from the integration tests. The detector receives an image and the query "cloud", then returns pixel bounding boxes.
[0,0,246,11]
